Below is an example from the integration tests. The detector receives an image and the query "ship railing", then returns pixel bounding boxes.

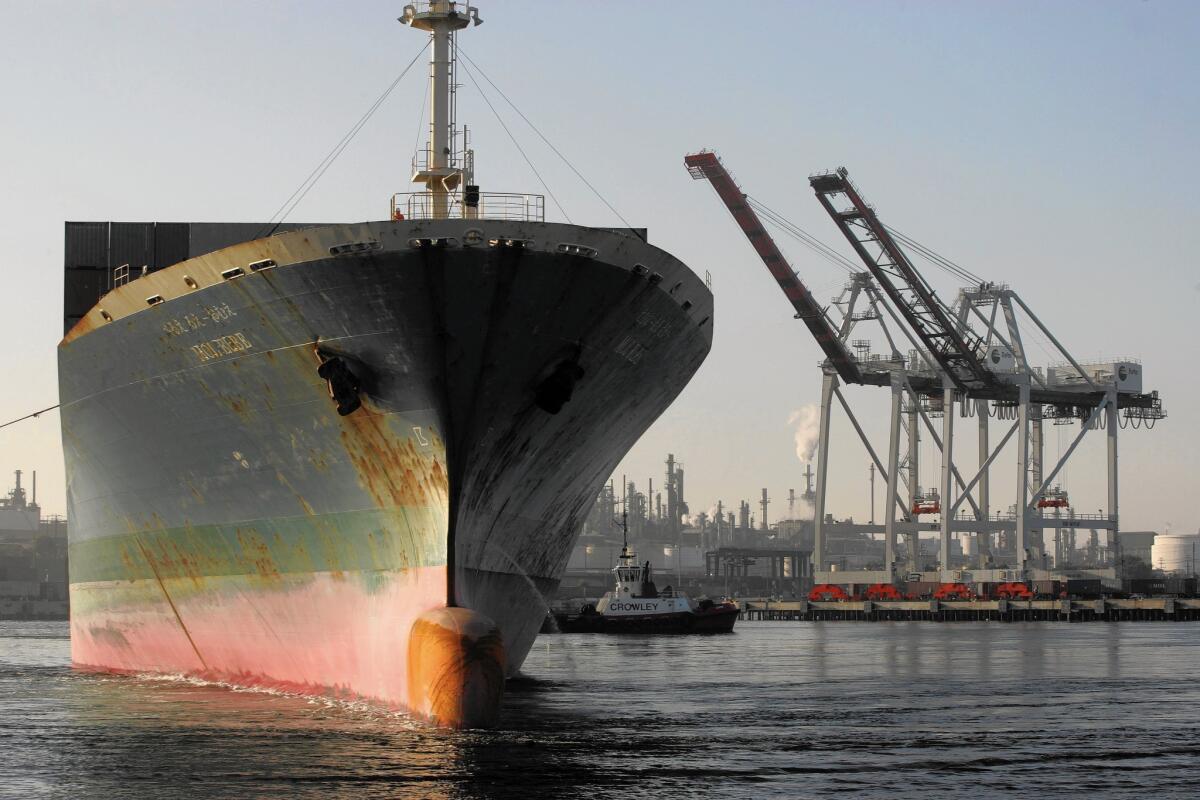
[948,510,1113,522]
[390,191,545,222]
[403,1,480,20]
[411,145,473,177]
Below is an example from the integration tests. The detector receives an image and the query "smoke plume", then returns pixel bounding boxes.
[787,405,820,464]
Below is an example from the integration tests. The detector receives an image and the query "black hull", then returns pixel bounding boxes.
[553,606,739,634]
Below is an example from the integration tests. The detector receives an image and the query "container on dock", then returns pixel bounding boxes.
[1163,577,1196,596]
[973,582,998,599]
[1125,578,1166,595]
[1066,578,1103,598]
[1032,579,1062,597]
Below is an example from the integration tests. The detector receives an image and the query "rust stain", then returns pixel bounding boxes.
[132,536,209,671]
[119,544,138,576]
[313,515,345,579]
[365,530,380,562]
[288,537,317,576]
[276,470,316,517]
[177,521,208,587]
[62,308,100,343]
[307,447,331,472]
[337,407,448,510]
[234,527,281,581]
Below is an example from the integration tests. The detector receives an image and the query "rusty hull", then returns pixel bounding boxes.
[60,219,712,715]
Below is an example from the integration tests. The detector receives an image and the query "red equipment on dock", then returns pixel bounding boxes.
[865,583,903,601]
[995,582,1034,600]
[932,583,975,600]
[809,584,850,602]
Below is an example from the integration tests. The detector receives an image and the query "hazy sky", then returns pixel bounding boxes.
[1,1,1196,537]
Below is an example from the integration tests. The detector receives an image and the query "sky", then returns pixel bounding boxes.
[0,0,1196,536]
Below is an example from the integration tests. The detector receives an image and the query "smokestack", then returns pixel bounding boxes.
[32,471,36,507]
[788,489,796,519]
[665,454,677,532]
[760,488,769,530]
[676,467,685,517]
[739,501,750,530]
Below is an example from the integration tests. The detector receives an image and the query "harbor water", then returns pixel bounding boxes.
[2,619,1198,798]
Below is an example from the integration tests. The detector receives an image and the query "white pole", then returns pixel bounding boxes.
[1031,405,1044,565]
[812,373,837,576]
[906,391,919,575]
[977,400,990,564]
[1107,388,1119,541]
[429,17,451,218]
[884,378,903,580]
[1016,381,1030,574]
[939,384,954,574]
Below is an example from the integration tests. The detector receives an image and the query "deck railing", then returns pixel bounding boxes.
[390,191,545,223]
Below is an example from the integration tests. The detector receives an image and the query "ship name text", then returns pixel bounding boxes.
[608,601,663,612]
[191,332,254,362]
[162,303,238,338]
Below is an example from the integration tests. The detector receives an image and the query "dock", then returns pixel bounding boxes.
[739,597,1200,622]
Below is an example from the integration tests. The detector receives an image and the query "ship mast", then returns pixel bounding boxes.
[401,2,482,219]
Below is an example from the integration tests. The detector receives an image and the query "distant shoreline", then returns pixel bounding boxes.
[1,600,68,621]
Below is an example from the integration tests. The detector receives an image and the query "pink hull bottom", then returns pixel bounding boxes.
[70,568,505,726]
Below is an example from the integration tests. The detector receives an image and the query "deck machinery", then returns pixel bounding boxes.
[686,152,1165,585]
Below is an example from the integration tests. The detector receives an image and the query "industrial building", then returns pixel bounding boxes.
[562,455,813,602]
[1151,533,1200,574]
[0,470,68,619]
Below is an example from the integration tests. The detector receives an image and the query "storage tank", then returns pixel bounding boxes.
[1150,533,1200,574]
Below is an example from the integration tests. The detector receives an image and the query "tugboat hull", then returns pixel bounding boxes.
[554,604,738,634]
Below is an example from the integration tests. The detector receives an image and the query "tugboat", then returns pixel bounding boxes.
[554,514,738,633]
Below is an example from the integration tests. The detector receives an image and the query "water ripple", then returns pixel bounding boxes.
[2,620,1199,798]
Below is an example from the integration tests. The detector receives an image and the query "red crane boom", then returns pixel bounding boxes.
[685,151,862,384]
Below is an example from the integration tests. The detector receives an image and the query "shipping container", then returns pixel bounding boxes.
[153,222,190,269]
[1124,578,1166,595]
[1065,578,1103,598]
[109,222,155,275]
[1163,577,1196,596]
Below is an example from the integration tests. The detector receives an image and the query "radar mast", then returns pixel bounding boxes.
[400,2,482,219]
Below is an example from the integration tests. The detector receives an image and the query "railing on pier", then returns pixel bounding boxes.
[390,191,545,223]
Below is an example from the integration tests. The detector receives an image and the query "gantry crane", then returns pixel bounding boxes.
[809,168,996,394]
[687,150,1165,584]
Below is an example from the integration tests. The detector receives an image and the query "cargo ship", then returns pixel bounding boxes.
[59,2,711,728]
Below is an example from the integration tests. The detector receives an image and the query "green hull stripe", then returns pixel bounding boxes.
[69,506,447,584]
